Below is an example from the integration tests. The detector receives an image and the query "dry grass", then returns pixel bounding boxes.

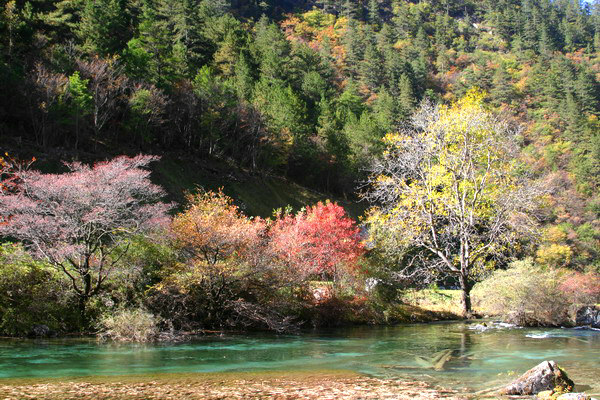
[401,289,464,316]
[97,309,160,342]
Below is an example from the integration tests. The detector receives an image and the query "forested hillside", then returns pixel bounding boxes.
[0,0,599,334]
[2,0,599,248]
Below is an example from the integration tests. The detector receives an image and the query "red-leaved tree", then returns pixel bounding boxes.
[0,155,170,319]
[270,201,365,282]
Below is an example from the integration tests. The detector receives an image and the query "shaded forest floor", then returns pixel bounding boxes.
[0,371,467,399]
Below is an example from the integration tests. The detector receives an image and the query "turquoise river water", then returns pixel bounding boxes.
[1,322,599,394]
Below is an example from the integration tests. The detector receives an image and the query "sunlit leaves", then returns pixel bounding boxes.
[172,189,265,268]
[366,91,542,315]
[270,201,365,280]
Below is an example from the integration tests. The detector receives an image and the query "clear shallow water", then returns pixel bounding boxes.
[1,322,599,394]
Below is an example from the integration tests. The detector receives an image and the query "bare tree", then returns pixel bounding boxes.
[26,63,68,149]
[77,57,129,148]
[364,93,545,316]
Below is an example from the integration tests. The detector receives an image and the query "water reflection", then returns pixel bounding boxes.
[0,322,598,395]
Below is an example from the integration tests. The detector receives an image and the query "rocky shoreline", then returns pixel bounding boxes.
[0,372,466,400]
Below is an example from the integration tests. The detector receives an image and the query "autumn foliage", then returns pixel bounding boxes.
[559,271,600,306]
[161,193,366,331]
[172,190,265,267]
[0,155,170,318]
[270,201,365,280]
[172,192,364,280]
[0,154,35,194]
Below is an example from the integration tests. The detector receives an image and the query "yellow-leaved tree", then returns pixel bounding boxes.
[365,90,544,317]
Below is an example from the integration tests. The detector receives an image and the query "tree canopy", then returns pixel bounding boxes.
[365,91,544,316]
[0,155,170,319]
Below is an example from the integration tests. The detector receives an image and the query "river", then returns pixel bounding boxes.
[1,321,598,395]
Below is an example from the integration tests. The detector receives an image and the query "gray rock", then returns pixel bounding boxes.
[29,324,52,338]
[500,360,574,395]
[576,306,600,328]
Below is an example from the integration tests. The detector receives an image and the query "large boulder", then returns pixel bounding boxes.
[576,306,600,328]
[501,360,574,395]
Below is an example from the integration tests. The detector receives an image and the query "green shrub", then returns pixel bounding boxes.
[97,308,160,342]
[473,259,571,326]
[0,243,74,336]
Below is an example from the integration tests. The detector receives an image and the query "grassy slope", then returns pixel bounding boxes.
[153,155,366,218]
[12,142,365,219]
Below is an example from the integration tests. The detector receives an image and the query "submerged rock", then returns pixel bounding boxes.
[576,306,600,328]
[500,360,574,395]
[29,324,54,338]
[413,349,455,370]
[468,321,519,331]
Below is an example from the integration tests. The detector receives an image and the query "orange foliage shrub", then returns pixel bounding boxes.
[172,190,265,266]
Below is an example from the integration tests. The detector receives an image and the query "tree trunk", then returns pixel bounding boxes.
[78,270,92,327]
[459,274,473,318]
[78,294,88,327]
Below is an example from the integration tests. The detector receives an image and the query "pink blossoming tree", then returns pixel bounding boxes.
[0,155,170,319]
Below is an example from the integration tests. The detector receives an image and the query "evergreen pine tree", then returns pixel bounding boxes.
[538,22,555,55]
[37,0,83,42]
[367,0,381,26]
[316,0,335,15]
[317,95,346,163]
[342,18,364,78]
[372,88,398,133]
[253,15,290,84]
[214,30,241,77]
[563,90,583,140]
[382,47,410,96]
[335,80,365,124]
[234,51,255,101]
[167,0,215,72]
[1,1,34,60]
[575,68,599,115]
[491,66,515,107]
[360,41,383,90]
[397,73,415,118]
[135,1,176,85]
[521,0,539,51]
[344,110,383,170]
[341,0,358,19]
[77,0,128,56]
[377,23,396,51]
[64,71,92,150]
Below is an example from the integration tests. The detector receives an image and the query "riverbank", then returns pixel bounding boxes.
[0,371,466,400]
